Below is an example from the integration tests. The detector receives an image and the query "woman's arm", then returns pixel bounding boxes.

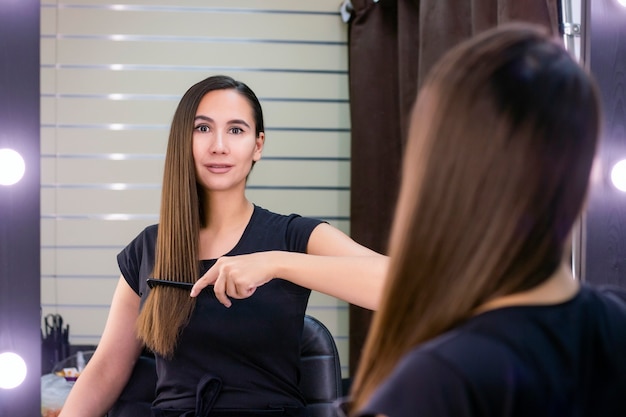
[273,223,388,309]
[191,223,388,310]
[59,276,143,417]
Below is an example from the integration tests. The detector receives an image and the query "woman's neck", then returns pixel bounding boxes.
[198,196,254,259]
[474,263,580,314]
[203,194,253,229]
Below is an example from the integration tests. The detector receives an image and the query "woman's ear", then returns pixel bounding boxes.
[253,132,265,161]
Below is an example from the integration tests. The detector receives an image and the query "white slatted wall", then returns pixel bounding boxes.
[40,0,351,376]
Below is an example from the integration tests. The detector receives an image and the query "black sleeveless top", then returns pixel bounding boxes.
[117,205,323,416]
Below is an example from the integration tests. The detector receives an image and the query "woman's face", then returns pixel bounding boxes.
[192,88,264,193]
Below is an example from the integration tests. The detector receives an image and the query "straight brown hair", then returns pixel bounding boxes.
[136,75,265,358]
[350,23,601,412]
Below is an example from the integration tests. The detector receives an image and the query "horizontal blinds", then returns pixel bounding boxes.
[41,0,350,376]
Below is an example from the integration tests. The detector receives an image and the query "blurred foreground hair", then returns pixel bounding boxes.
[350,22,600,412]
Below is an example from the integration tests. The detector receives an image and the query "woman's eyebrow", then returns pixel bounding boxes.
[194,115,213,123]
[228,119,251,128]
[193,115,250,128]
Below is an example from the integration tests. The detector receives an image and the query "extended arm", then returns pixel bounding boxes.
[191,223,388,310]
[59,276,143,417]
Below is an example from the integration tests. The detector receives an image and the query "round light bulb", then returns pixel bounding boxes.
[618,0,626,7]
[0,352,27,389]
[0,148,26,186]
[610,159,626,192]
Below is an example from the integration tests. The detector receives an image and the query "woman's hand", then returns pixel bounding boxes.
[190,252,276,307]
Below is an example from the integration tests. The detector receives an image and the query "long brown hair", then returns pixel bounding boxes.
[350,23,601,412]
[136,75,265,358]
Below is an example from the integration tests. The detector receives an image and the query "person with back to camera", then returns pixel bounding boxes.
[344,22,626,417]
[58,75,388,417]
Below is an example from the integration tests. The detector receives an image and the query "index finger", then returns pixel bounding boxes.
[190,266,218,297]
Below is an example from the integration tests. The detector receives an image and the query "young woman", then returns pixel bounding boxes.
[59,75,387,417]
[347,23,626,417]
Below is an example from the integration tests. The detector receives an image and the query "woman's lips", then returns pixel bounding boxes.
[206,164,232,174]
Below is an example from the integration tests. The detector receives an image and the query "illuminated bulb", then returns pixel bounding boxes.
[610,159,626,192]
[618,0,626,7]
[0,352,27,389]
[0,148,26,185]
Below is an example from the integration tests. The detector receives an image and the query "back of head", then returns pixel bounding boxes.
[393,22,601,302]
[350,22,601,413]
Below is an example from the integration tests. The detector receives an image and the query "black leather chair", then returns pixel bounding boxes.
[298,315,343,417]
[107,315,343,417]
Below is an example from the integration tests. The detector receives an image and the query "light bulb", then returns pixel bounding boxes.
[0,352,27,389]
[618,0,626,7]
[0,148,26,186]
[610,159,626,192]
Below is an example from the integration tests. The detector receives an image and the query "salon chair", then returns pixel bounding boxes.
[107,315,343,417]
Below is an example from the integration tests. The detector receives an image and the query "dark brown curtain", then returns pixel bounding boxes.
[347,0,560,374]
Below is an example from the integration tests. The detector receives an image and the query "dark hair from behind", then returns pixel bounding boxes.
[136,75,265,358]
[349,22,601,413]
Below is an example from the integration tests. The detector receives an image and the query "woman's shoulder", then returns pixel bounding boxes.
[131,223,159,244]
[359,336,476,417]
[144,223,159,237]
[251,205,321,227]
[252,204,300,220]
[120,224,159,255]
[241,205,322,253]
[584,283,626,306]
[579,284,626,328]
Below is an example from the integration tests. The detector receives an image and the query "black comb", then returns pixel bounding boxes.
[147,278,194,290]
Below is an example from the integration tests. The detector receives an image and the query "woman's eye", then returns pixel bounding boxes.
[195,125,210,133]
[229,127,243,134]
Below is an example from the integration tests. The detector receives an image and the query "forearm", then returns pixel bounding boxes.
[59,356,134,417]
[272,251,389,310]
[192,224,389,308]
[60,276,142,416]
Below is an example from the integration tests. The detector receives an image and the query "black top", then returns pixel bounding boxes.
[358,285,626,417]
[117,205,323,415]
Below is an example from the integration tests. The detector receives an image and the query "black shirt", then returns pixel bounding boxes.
[359,285,626,417]
[117,205,323,415]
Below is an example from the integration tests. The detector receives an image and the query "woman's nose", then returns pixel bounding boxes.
[210,132,227,153]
